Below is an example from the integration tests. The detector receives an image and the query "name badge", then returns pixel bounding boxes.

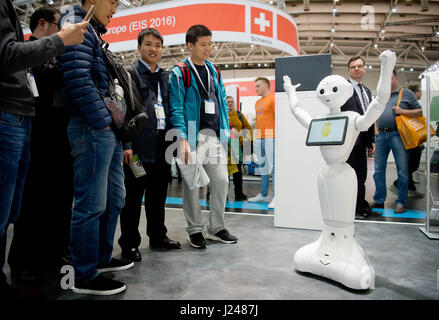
[205,100,215,114]
[27,72,39,97]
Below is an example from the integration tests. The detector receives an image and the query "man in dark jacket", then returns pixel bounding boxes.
[8,7,74,284]
[341,56,381,218]
[0,0,87,298]
[57,0,132,296]
[118,28,181,262]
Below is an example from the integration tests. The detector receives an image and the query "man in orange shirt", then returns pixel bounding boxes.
[248,77,275,209]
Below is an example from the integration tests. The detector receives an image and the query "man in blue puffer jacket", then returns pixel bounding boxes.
[57,0,133,296]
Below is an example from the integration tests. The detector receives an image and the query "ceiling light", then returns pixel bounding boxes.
[258,63,261,67]
[332,8,337,13]
[331,28,335,33]
[330,42,334,47]
[225,64,228,68]
[381,29,386,33]
[374,44,378,48]
[264,63,268,67]
[400,67,405,71]
[234,64,238,68]
[46,0,54,4]
[410,68,414,72]
[180,48,184,52]
[391,7,397,13]
[421,46,425,51]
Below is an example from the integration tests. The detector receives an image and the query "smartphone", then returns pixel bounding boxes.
[83,5,94,22]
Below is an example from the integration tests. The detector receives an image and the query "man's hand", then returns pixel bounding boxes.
[57,21,89,46]
[368,143,376,155]
[179,138,192,164]
[392,105,403,115]
[123,149,133,165]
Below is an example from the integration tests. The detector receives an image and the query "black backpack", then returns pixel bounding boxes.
[100,41,148,143]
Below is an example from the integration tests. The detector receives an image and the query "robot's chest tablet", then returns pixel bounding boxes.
[305,116,349,146]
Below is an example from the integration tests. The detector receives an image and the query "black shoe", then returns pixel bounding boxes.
[72,274,126,296]
[235,193,248,201]
[356,207,382,218]
[150,237,181,250]
[97,258,134,273]
[187,233,206,249]
[372,202,384,209]
[121,248,142,262]
[206,229,238,244]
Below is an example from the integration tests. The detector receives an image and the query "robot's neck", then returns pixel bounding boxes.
[329,107,341,115]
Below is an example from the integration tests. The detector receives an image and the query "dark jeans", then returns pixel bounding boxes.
[0,112,31,285]
[393,145,422,191]
[8,108,73,273]
[68,117,125,285]
[118,158,170,250]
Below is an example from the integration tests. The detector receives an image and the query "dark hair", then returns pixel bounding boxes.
[409,84,420,92]
[255,77,270,88]
[137,28,164,46]
[347,56,365,69]
[186,25,212,45]
[29,7,60,32]
[226,96,233,100]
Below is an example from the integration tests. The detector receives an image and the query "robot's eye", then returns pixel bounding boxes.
[319,89,325,95]
[333,87,338,92]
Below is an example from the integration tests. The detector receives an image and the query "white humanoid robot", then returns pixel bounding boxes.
[283,50,396,290]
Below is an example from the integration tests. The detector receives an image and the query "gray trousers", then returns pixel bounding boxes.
[182,134,228,235]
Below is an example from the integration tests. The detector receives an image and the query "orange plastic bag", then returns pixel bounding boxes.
[396,114,436,149]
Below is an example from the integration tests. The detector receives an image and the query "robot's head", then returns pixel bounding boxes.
[316,75,353,110]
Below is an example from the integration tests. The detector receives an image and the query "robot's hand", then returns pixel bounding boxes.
[378,50,396,66]
[283,75,301,109]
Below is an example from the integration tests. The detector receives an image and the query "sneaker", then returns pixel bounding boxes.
[408,190,425,198]
[72,274,126,296]
[388,184,398,196]
[394,203,406,214]
[206,229,237,244]
[248,193,269,202]
[268,197,275,209]
[97,258,134,273]
[187,232,206,249]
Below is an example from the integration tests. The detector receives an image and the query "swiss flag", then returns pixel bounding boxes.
[251,7,273,38]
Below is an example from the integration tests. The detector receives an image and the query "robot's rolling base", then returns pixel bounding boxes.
[294,224,375,290]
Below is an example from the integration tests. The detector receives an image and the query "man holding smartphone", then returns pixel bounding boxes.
[0,0,87,299]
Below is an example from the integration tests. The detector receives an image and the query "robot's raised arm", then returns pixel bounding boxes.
[283,75,313,129]
[355,50,396,132]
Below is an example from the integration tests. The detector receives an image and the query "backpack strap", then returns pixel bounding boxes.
[175,62,191,91]
[236,110,244,126]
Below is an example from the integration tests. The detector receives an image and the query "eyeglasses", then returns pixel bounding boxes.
[349,65,365,70]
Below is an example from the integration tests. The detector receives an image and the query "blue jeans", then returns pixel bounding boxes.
[68,117,125,285]
[254,138,275,197]
[373,130,409,207]
[0,112,31,284]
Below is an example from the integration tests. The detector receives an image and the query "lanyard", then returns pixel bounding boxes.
[188,57,210,95]
[156,82,163,105]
